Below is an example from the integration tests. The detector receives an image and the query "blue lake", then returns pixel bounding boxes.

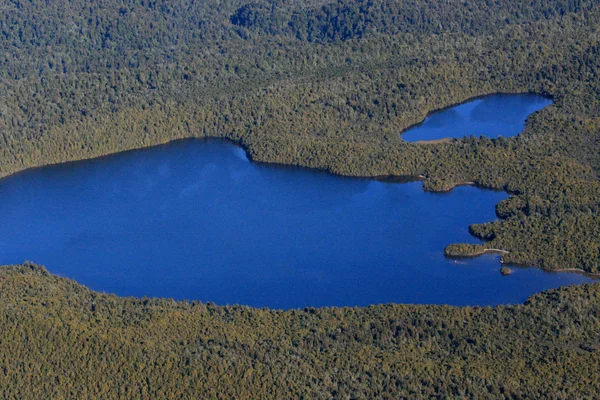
[401,93,553,142]
[0,138,591,309]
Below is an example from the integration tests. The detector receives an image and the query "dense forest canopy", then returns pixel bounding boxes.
[231,0,597,42]
[0,263,599,398]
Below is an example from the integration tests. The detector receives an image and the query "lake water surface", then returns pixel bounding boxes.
[401,93,553,142]
[0,138,591,309]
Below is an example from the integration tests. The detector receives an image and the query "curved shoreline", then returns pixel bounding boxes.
[532,266,600,278]
[398,90,554,142]
[4,137,597,281]
[447,248,600,278]
[0,92,593,288]
[0,91,553,183]
[4,262,598,308]
[4,135,597,283]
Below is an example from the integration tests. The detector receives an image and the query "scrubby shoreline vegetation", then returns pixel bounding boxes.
[444,245,510,259]
[0,263,598,398]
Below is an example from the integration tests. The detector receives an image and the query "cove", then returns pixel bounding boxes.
[401,93,553,142]
[0,139,592,309]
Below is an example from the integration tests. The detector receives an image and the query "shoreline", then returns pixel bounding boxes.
[413,138,452,144]
[447,248,600,278]
[4,262,599,310]
[0,92,595,287]
[0,91,554,185]
[445,248,510,258]
[0,135,484,195]
[398,90,554,141]
[535,266,600,278]
[3,137,597,282]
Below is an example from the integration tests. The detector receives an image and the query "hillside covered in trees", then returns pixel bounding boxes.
[0,263,598,398]
[1,0,600,273]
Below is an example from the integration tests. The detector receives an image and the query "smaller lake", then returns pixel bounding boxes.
[401,93,553,142]
[0,139,592,309]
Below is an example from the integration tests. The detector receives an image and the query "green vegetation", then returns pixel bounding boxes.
[2,2,600,394]
[500,266,513,275]
[0,263,598,398]
[2,2,600,396]
[0,0,600,273]
[444,243,486,257]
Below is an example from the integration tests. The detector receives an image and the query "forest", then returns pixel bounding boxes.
[1,0,600,395]
[0,263,599,398]
[0,0,600,272]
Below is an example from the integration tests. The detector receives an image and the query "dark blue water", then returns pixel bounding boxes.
[401,93,553,142]
[0,139,591,309]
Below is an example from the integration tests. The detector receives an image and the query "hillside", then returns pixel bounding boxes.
[0,0,600,271]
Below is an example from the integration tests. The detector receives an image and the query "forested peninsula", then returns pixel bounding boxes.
[1,0,600,396]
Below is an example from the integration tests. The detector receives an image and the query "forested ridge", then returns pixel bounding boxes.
[0,263,599,398]
[230,0,596,42]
